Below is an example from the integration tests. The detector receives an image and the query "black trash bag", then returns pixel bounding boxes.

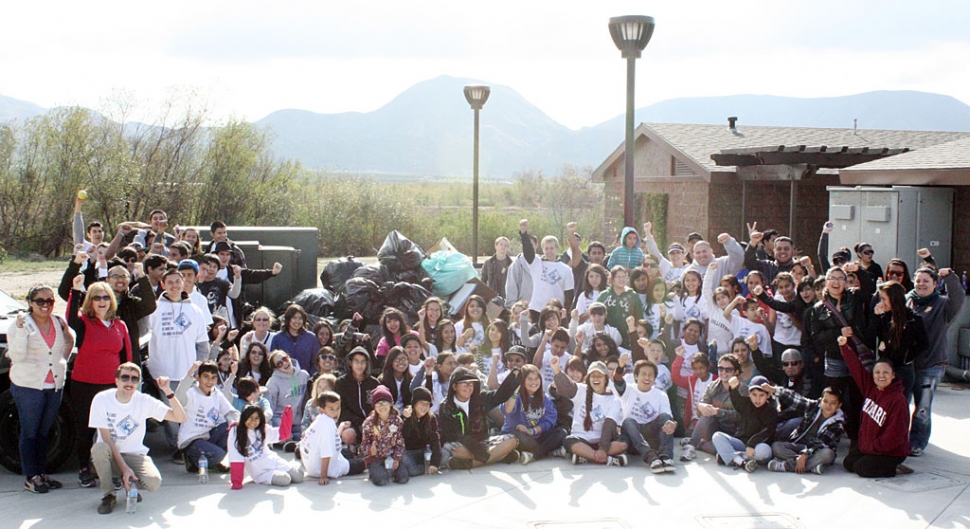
[320,256,365,291]
[281,288,336,320]
[352,264,388,285]
[386,265,429,285]
[377,230,425,273]
[383,281,432,325]
[334,278,386,326]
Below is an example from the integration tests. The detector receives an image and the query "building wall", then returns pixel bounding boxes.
[953,186,970,275]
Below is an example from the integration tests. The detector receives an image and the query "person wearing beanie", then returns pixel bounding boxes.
[438,364,523,469]
[711,374,778,473]
[360,386,408,486]
[334,347,380,443]
[401,387,443,476]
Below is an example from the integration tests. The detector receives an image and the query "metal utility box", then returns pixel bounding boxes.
[827,186,954,270]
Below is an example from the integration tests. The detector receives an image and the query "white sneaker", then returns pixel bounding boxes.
[607,454,628,467]
[571,453,588,465]
[551,447,568,459]
[744,459,759,473]
[519,451,535,465]
[767,460,787,472]
[649,459,665,474]
[680,438,692,448]
[680,444,697,461]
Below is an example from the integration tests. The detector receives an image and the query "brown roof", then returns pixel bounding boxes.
[593,123,970,181]
[840,135,970,185]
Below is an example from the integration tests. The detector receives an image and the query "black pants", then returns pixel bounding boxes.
[513,427,567,460]
[826,375,863,440]
[69,380,115,469]
[843,446,905,478]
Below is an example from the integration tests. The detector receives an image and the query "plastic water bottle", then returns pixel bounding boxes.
[424,446,432,465]
[126,482,138,514]
[198,456,208,484]
[384,456,394,470]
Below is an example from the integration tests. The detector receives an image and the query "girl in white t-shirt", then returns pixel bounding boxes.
[575,264,608,322]
[228,405,304,487]
[454,295,489,353]
[551,357,629,466]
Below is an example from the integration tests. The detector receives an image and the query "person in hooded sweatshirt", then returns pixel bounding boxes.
[265,351,309,444]
[334,346,380,444]
[839,335,911,477]
[606,226,645,271]
[437,365,522,469]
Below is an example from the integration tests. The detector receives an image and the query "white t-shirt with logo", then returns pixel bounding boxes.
[300,414,350,478]
[90,390,171,455]
[149,297,210,380]
[569,384,623,443]
[528,258,575,312]
[177,386,236,449]
[620,385,672,425]
[228,425,291,484]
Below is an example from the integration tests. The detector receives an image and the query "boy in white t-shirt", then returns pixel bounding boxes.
[300,392,365,485]
[724,297,773,358]
[532,329,573,390]
[175,361,239,473]
[89,363,186,515]
[615,360,678,474]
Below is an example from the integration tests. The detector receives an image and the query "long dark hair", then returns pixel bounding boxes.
[239,342,273,383]
[379,347,413,393]
[879,281,909,349]
[681,270,703,302]
[435,319,457,352]
[519,365,545,414]
[312,320,334,347]
[235,405,267,457]
[283,304,309,335]
[420,297,444,344]
[480,320,511,356]
[380,307,410,344]
[583,264,609,298]
[584,332,619,365]
[461,295,490,329]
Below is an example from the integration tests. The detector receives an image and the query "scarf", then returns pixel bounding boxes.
[906,289,940,308]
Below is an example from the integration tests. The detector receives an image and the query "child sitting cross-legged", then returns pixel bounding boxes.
[552,356,629,466]
[228,405,305,488]
[761,383,845,474]
[711,375,777,473]
[176,361,239,473]
[401,387,443,476]
[615,359,678,474]
[300,392,365,485]
[361,386,409,486]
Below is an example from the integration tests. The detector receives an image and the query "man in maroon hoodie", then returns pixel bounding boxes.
[838,334,911,477]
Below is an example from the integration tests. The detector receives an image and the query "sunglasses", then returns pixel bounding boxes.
[886,270,905,277]
[124,258,137,263]
[861,250,874,256]
[31,298,55,306]
[321,355,337,361]
[717,367,736,373]
[91,295,112,302]
[782,361,802,367]
[118,374,140,383]
[253,318,270,323]
[274,358,290,368]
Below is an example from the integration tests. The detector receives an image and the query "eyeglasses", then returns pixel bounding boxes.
[456,380,476,386]
[717,367,736,373]
[782,361,802,367]
[274,358,290,368]
[643,263,658,268]
[393,357,409,364]
[118,374,140,383]
[31,298,55,306]
[861,250,874,256]
[91,295,112,302]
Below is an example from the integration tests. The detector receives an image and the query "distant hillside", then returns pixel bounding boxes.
[6,82,970,178]
[0,94,46,122]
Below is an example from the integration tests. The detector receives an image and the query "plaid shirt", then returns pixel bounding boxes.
[774,387,845,456]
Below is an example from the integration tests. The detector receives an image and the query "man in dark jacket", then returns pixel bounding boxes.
[438,366,521,469]
[334,347,380,442]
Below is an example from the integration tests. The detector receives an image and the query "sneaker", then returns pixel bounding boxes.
[910,447,924,457]
[214,463,231,473]
[680,444,696,462]
[185,457,199,474]
[744,459,759,473]
[551,447,568,459]
[112,477,122,491]
[767,460,787,472]
[171,450,184,464]
[502,450,520,464]
[811,464,825,475]
[283,441,298,453]
[447,458,473,470]
[518,451,535,465]
[649,458,665,474]
[896,463,914,475]
[41,475,63,490]
[25,476,49,494]
[78,468,97,488]
[680,438,692,448]
[97,493,116,515]
[661,456,676,473]
[607,454,628,467]
[571,453,588,465]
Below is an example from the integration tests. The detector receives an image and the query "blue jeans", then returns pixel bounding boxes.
[910,365,944,451]
[621,414,673,462]
[402,449,428,477]
[184,422,230,467]
[711,431,771,466]
[10,384,63,478]
[367,459,409,486]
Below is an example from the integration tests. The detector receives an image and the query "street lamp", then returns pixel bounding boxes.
[609,15,655,228]
[464,84,490,265]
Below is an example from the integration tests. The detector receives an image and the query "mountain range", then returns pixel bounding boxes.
[4,76,970,178]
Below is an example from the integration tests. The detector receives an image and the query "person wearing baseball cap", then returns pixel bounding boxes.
[553,357,628,467]
[711,374,777,473]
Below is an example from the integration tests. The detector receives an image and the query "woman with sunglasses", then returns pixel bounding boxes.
[239,307,276,358]
[8,285,75,493]
[854,243,884,283]
[67,276,133,488]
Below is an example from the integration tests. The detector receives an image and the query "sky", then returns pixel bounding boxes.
[2,1,969,130]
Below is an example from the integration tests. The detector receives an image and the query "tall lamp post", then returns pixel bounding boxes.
[609,15,655,228]
[464,85,490,265]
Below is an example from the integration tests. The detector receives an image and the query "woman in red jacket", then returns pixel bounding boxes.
[67,277,132,488]
[838,334,910,477]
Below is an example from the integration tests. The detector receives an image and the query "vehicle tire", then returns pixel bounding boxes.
[0,389,77,474]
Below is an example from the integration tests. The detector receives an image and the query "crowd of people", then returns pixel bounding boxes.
[6,194,965,514]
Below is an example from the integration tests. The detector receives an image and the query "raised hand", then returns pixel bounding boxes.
[746,221,758,238]
[837,335,848,346]
[157,376,172,394]
[642,222,653,238]
[717,233,730,245]
[822,221,834,234]
[625,316,636,332]
[272,262,283,275]
[519,219,529,234]
[745,334,759,351]
[675,345,686,358]
[72,274,84,290]
[728,376,739,390]
[917,248,931,259]
[751,284,764,297]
